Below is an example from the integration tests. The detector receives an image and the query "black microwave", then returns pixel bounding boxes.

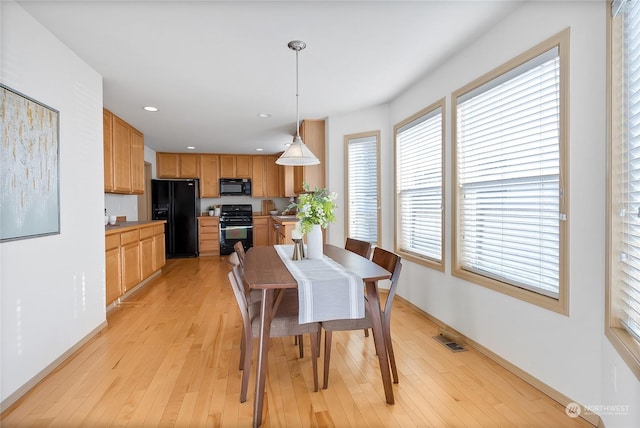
[220,178,251,196]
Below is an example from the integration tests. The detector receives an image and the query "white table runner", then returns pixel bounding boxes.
[275,244,364,323]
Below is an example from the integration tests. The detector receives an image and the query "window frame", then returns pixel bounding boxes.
[451,29,570,315]
[344,130,381,246]
[394,98,446,271]
[606,0,640,381]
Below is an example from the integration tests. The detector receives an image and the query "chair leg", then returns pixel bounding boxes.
[323,330,333,389]
[239,326,246,371]
[310,332,319,392]
[383,320,398,384]
[298,335,304,358]
[363,328,369,337]
[239,332,252,403]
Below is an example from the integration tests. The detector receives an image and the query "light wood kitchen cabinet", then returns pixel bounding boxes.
[294,119,325,194]
[199,154,220,197]
[198,216,220,256]
[103,110,114,192]
[251,155,265,197]
[105,222,166,307]
[139,226,155,280]
[103,108,144,195]
[112,116,132,193]
[152,224,166,271]
[130,128,144,194]
[105,234,121,305]
[120,230,141,292]
[270,216,298,245]
[253,216,269,246]
[220,154,252,178]
[156,153,179,177]
[265,154,293,197]
[156,153,200,178]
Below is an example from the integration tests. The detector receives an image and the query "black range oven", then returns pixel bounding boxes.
[219,204,253,255]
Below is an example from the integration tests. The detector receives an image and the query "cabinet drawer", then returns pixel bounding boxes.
[200,241,219,252]
[106,234,120,250]
[199,218,219,226]
[200,232,218,241]
[200,225,218,234]
[120,230,139,245]
[153,224,165,235]
[139,226,154,240]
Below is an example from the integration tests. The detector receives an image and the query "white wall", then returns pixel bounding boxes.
[326,1,639,427]
[0,1,105,406]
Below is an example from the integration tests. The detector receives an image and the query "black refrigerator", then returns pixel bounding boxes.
[152,179,199,258]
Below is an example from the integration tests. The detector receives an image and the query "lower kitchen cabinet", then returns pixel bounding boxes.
[105,221,166,307]
[198,216,220,255]
[253,216,269,246]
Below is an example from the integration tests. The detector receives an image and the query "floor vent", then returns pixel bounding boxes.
[433,334,467,352]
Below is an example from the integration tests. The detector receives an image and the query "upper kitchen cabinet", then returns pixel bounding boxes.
[265,154,293,197]
[156,153,200,178]
[220,154,252,178]
[200,154,220,198]
[293,119,325,194]
[251,155,265,197]
[103,109,144,195]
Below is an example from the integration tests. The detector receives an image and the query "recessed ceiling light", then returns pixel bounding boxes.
[256,148,264,152]
[186,146,195,150]
[284,143,292,147]
[257,113,271,118]
[143,106,159,112]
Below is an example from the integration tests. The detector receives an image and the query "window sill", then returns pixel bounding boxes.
[606,326,640,381]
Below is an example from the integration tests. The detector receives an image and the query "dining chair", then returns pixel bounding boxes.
[233,241,246,267]
[344,237,373,259]
[321,246,402,389]
[227,265,321,402]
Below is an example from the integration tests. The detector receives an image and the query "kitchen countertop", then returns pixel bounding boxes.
[105,220,166,235]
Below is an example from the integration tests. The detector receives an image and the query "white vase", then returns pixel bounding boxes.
[306,224,323,260]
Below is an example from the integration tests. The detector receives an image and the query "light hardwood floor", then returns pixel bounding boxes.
[1,256,593,427]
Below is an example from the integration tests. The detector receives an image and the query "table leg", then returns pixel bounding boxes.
[253,289,274,427]
[365,280,395,404]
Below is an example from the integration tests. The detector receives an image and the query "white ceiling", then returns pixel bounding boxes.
[17,0,522,155]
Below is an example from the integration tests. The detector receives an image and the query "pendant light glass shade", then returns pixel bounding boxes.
[276,40,320,166]
[276,135,320,165]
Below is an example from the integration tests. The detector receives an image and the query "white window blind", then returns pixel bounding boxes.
[347,135,378,243]
[616,0,640,341]
[396,107,443,262]
[456,47,562,298]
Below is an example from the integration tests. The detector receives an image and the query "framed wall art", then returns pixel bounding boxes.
[1,84,60,242]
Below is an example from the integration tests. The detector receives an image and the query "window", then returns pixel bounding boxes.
[452,29,569,314]
[608,0,640,380]
[345,131,380,244]
[394,99,445,270]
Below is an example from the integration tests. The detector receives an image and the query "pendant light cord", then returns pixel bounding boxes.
[295,47,300,139]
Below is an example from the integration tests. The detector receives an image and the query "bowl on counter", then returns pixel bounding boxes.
[270,210,279,215]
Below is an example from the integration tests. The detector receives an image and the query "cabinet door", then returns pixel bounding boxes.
[264,155,281,197]
[157,153,179,178]
[112,116,132,192]
[140,237,154,279]
[103,110,114,192]
[252,155,265,197]
[200,154,220,197]
[236,155,252,178]
[294,119,325,193]
[219,155,236,177]
[179,154,200,178]
[105,246,121,304]
[130,128,144,194]
[153,232,166,271]
[253,217,269,246]
[121,242,141,292]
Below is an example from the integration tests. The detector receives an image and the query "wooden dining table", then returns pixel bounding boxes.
[242,244,394,427]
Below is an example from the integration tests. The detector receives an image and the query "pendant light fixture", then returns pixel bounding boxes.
[276,40,320,166]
